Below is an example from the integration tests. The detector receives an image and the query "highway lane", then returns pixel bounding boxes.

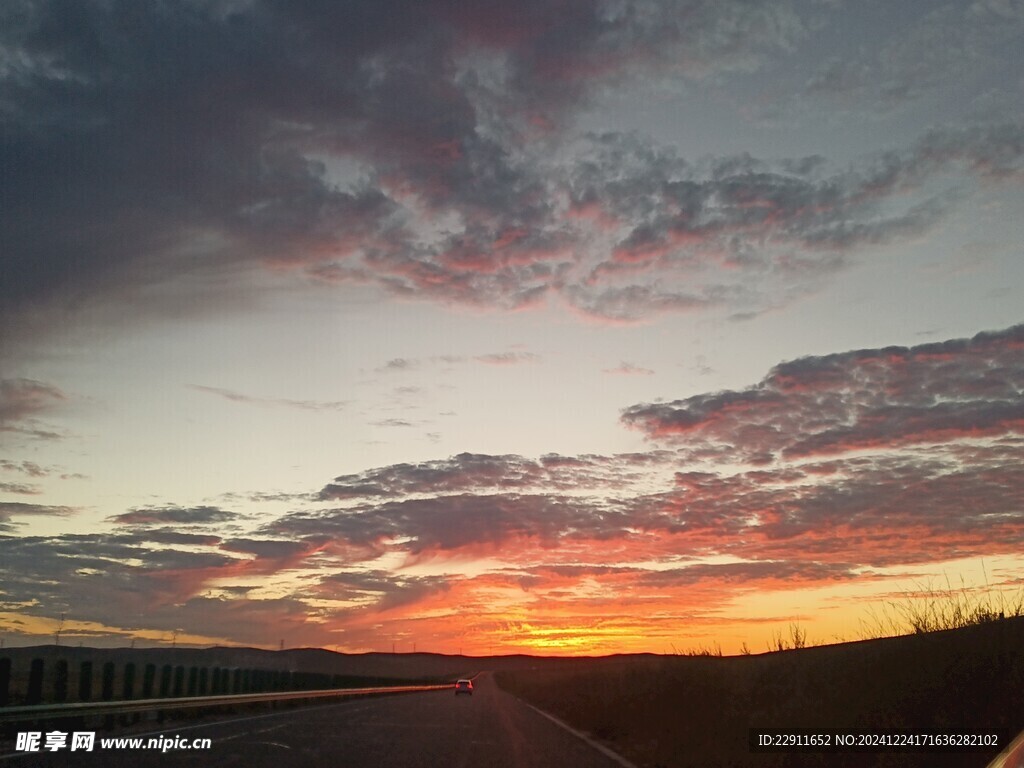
[4,673,631,768]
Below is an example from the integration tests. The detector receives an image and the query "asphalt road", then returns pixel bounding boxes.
[4,674,630,768]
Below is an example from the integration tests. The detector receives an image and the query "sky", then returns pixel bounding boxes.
[1,0,1022,656]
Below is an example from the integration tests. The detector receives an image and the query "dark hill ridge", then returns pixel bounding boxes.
[0,644,547,681]
[5,614,1023,674]
[0,642,579,706]
[4,615,1023,767]
[494,616,1024,768]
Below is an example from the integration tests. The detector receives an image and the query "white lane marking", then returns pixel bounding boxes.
[0,699,379,757]
[516,699,640,768]
[210,702,376,741]
[216,722,290,742]
[0,688,451,761]
[250,741,292,750]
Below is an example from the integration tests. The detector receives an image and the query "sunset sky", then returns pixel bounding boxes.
[1,0,1023,656]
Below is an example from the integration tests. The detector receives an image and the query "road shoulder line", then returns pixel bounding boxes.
[515,698,639,768]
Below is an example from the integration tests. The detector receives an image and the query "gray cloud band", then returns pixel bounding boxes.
[4,1,1022,347]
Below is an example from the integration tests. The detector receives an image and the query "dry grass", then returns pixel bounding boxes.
[679,642,723,657]
[860,578,1024,639]
[766,623,808,652]
[495,616,1024,768]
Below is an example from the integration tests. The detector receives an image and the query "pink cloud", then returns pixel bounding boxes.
[623,324,1024,459]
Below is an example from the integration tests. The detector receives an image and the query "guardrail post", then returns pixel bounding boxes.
[54,659,69,703]
[142,664,156,698]
[27,659,44,705]
[172,665,184,697]
[0,658,9,706]
[187,666,198,696]
[101,662,115,701]
[198,667,208,695]
[78,661,93,702]
[119,662,138,726]
[122,663,136,700]
[159,664,172,697]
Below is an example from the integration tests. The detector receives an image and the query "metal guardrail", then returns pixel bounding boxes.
[0,683,451,723]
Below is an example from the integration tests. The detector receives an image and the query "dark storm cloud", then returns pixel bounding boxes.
[109,505,239,525]
[622,324,1024,461]
[0,0,406,323]
[5,0,962,341]
[0,2,779,321]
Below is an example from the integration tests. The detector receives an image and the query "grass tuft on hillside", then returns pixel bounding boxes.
[495,616,1024,768]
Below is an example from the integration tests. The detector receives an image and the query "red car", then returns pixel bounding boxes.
[454,679,473,695]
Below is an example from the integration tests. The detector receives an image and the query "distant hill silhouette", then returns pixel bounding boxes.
[495,616,1024,768]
